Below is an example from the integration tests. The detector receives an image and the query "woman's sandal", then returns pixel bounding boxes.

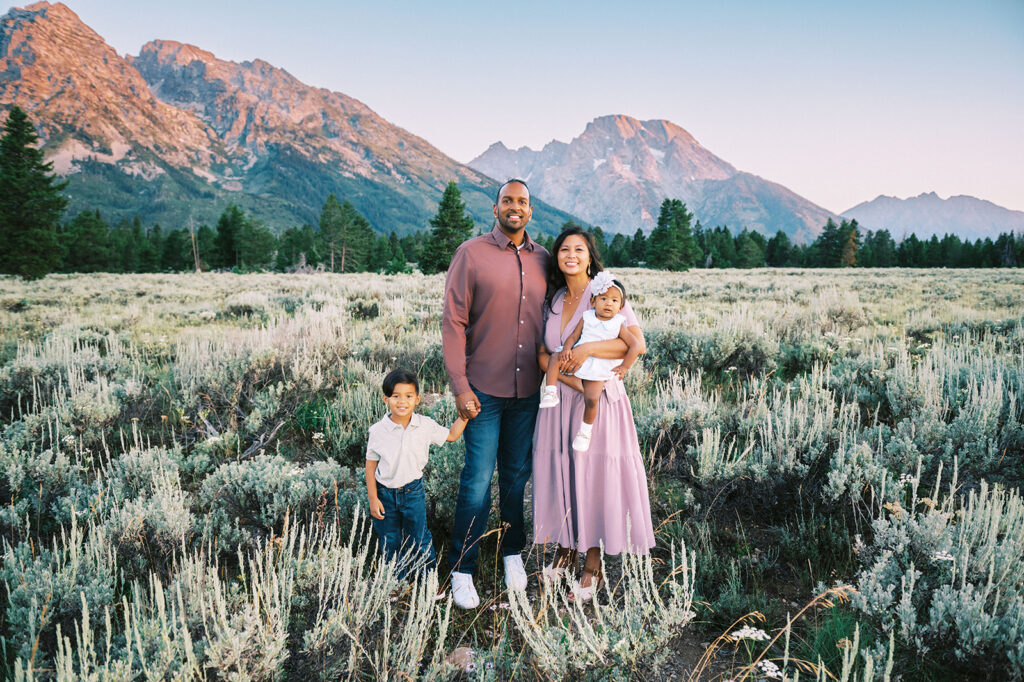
[569,570,601,602]
[541,563,567,584]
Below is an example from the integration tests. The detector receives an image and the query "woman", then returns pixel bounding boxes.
[532,227,656,600]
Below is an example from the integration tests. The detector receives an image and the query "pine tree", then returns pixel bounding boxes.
[765,230,794,266]
[420,181,475,274]
[629,228,647,265]
[237,219,277,270]
[0,106,68,279]
[214,204,246,269]
[646,199,700,271]
[319,195,373,272]
[61,210,112,272]
[840,220,861,267]
[735,229,765,268]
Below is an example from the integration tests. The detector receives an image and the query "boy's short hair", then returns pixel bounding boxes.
[383,368,419,395]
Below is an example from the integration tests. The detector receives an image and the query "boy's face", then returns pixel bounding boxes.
[592,287,623,319]
[383,382,420,419]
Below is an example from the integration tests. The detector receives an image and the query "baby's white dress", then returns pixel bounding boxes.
[573,310,626,381]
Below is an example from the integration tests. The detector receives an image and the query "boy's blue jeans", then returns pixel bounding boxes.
[371,477,435,579]
[449,385,539,575]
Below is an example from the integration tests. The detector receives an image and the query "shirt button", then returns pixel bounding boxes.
[522,271,525,275]
[519,344,523,348]
[522,296,526,300]
[516,368,520,371]
[520,320,524,324]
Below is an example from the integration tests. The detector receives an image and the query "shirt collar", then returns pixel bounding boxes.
[381,413,422,430]
[488,223,535,251]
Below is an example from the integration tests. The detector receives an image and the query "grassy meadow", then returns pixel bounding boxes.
[1,268,1022,680]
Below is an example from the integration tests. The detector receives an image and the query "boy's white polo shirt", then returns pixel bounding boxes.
[366,413,449,489]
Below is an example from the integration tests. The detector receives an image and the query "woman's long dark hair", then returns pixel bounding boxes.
[544,227,604,311]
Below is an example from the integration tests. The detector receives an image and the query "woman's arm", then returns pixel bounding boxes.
[565,325,646,373]
[610,326,642,379]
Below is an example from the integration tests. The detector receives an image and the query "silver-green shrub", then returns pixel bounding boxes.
[851,468,1024,678]
[197,453,357,553]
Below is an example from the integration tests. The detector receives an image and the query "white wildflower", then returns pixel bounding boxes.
[759,659,783,679]
[312,432,326,443]
[933,550,954,562]
[730,625,769,641]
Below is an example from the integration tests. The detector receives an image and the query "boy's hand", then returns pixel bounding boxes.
[455,390,480,420]
[369,497,385,520]
[611,365,628,380]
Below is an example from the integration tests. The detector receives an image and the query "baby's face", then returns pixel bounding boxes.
[593,287,623,320]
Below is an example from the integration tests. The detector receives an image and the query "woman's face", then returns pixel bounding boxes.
[557,234,591,277]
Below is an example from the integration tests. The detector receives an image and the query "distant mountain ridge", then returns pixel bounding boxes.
[0,2,580,234]
[470,115,839,242]
[842,192,1024,241]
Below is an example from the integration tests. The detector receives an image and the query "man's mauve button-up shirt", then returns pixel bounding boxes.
[442,224,550,398]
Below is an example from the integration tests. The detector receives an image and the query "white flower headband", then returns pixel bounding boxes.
[591,271,621,296]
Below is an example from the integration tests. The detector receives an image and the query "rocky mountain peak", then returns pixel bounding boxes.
[470,114,834,240]
[1,1,217,174]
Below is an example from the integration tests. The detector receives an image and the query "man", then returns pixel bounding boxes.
[442,178,549,608]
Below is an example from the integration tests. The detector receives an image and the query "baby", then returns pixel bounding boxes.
[539,271,640,451]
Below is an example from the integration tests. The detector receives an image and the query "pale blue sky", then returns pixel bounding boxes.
[8,0,1024,212]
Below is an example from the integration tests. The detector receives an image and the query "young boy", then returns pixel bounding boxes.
[366,368,468,579]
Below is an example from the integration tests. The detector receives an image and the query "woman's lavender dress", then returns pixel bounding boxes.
[532,282,656,555]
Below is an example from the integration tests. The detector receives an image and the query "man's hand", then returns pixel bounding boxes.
[456,390,480,420]
[369,497,385,520]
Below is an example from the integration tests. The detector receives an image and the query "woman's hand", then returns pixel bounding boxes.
[561,342,592,374]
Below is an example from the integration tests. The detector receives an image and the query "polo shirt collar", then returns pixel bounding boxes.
[488,223,535,251]
[382,413,422,430]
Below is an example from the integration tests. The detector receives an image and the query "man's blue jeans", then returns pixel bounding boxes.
[449,386,539,574]
[371,477,435,579]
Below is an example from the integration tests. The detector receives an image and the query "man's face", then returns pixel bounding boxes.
[493,182,532,233]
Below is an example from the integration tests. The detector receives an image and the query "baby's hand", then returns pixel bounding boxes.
[369,497,385,520]
[558,348,574,364]
[611,365,628,380]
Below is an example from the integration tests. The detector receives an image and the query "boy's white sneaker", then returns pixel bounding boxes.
[539,390,560,408]
[503,555,528,591]
[451,571,479,609]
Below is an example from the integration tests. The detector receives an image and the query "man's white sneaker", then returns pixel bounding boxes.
[503,555,528,591]
[451,571,479,609]
[539,391,560,408]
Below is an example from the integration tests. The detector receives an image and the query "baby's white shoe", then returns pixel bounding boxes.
[539,388,559,408]
[572,430,591,452]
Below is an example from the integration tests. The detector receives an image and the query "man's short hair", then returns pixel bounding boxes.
[495,178,531,205]
[383,368,419,395]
